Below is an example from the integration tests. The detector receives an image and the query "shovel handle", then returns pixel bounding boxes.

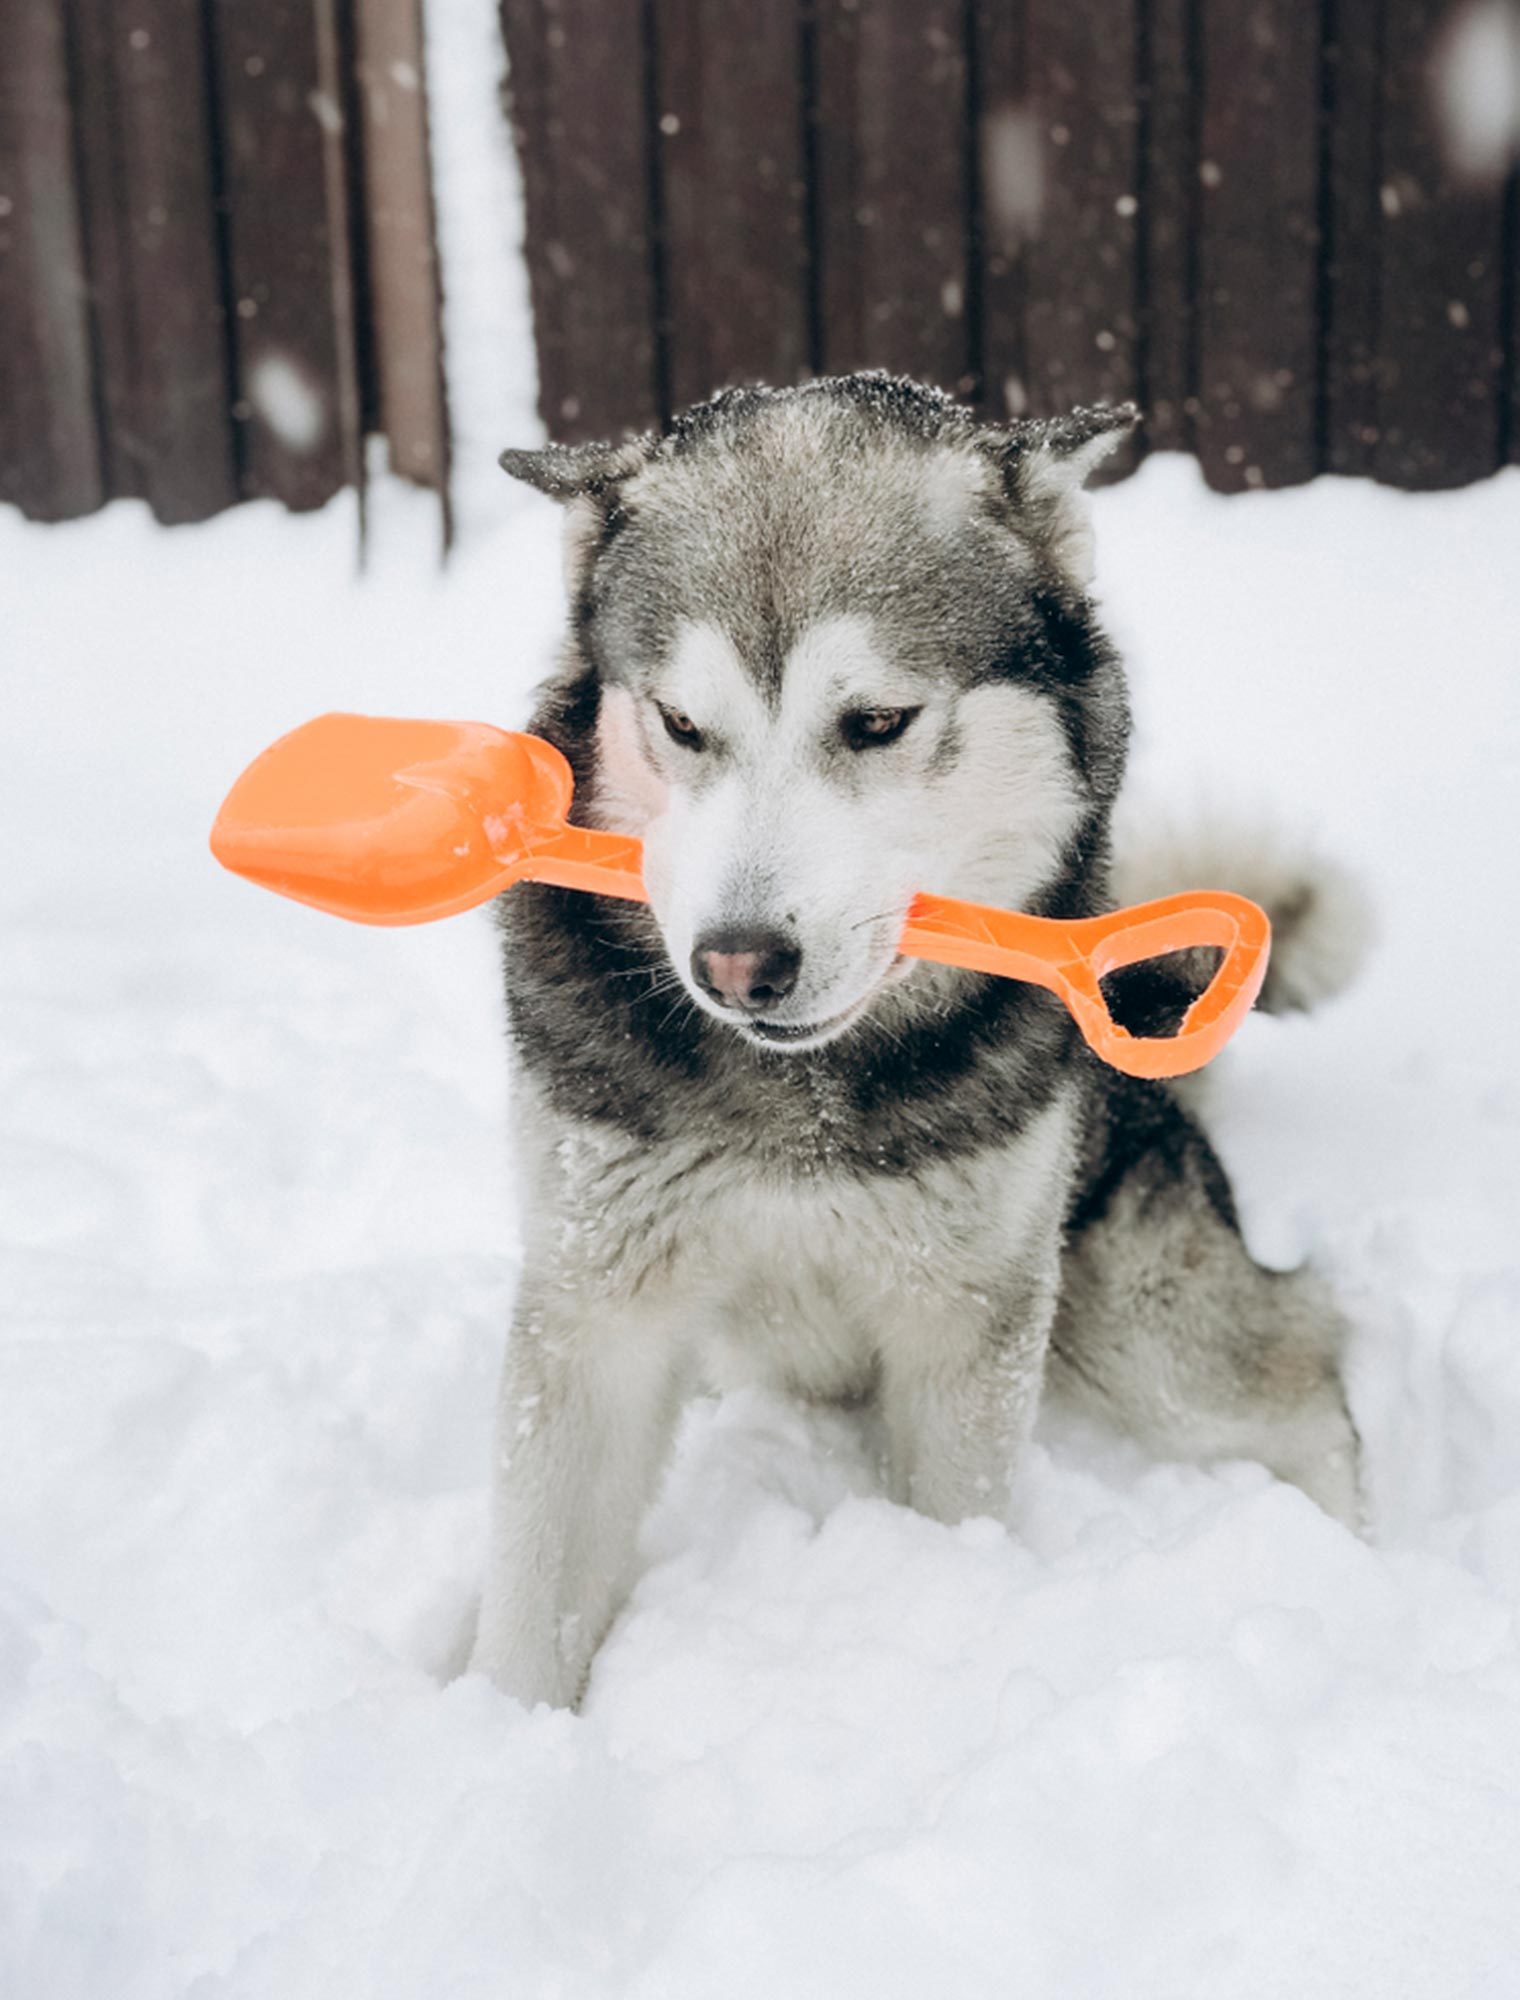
[212,716,1270,1079]
[900,889,1270,1079]
[497,834,1271,1079]
[487,814,650,903]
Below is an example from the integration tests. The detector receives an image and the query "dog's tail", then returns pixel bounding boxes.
[1110,816,1375,1016]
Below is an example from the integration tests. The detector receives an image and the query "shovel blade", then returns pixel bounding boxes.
[209,713,575,925]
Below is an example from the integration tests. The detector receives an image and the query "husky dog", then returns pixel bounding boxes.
[471,375,1362,1709]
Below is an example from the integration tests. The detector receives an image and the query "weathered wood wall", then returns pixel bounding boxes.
[0,0,449,526]
[502,0,1520,492]
[2,0,1515,523]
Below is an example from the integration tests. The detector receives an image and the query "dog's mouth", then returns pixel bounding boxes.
[734,956,914,1053]
[669,908,919,1053]
[740,1000,867,1052]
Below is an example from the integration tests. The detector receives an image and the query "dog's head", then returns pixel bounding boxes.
[502,376,1133,1052]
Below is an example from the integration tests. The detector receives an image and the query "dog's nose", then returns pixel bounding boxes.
[691,931,802,1014]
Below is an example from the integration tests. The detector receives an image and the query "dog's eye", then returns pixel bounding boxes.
[841,706,919,751]
[657,705,705,750]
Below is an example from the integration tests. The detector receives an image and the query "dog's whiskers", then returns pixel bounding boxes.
[655,987,699,1038]
[638,973,689,1004]
[589,927,658,959]
[848,907,904,937]
[606,961,675,984]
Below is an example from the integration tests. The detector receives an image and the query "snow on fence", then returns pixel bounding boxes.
[1,0,1516,528]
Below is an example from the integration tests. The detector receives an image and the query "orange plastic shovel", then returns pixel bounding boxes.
[211,713,1270,1081]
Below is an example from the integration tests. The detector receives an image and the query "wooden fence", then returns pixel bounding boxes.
[0,0,449,526]
[503,0,1519,491]
[2,0,1516,526]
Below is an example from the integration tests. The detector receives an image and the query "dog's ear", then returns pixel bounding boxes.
[981,403,1139,590]
[500,434,657,596]
[498,434,656,500]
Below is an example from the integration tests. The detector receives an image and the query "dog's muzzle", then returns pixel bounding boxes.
[690,930,803,1016]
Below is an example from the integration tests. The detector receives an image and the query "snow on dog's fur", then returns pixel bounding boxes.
[472,375,1361,1709]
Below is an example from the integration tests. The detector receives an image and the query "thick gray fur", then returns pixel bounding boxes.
[472,375,1361,1709]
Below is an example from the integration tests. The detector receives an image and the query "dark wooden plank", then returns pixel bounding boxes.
[1321,0,1382,478]
[1509,167,1519,468]
[313,0,366,510]
[971,0,1029,422]
[1139,0,1193,452]
[653,0,810,410]
[211,0,360,510]
[67,0,145,501]
[353,0,450,499]
[0,0,103,520]
[497,0,561,430]
[1371,0,1506,489]
[813,0,972,393]
[1195,0,1321,490]
[1019,0,1142,470]
[111,0,239,523]
[499,0,661,441]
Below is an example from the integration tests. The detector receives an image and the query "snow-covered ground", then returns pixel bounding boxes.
[5,15,1520,1978]
[5,447,1519,1998]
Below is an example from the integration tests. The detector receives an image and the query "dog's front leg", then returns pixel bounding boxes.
[877,1247,1061,1526]
[470,1281,681,1708]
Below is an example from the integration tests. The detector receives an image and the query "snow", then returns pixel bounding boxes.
[4,11,1520,1971]
[246,354,327,457]
[5,456,1520,1996]
[421,0,537,536]
[1434,0,1520,183]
